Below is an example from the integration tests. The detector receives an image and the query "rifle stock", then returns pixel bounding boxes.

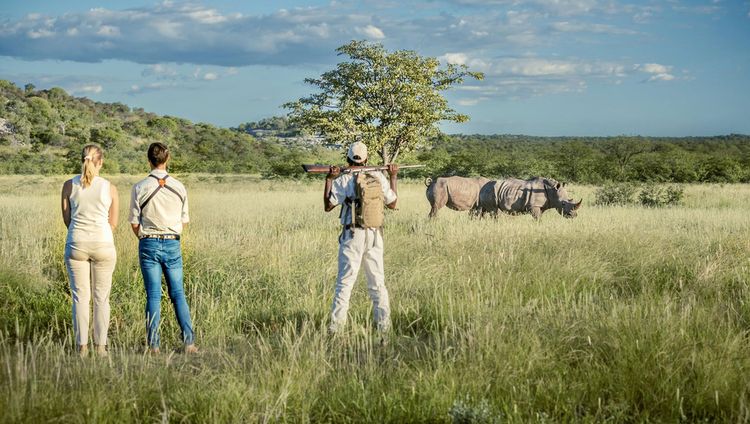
[301,164,425,174]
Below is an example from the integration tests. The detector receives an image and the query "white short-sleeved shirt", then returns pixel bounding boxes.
[66,175,114,244]
[128,170,189,236]
[328,171,397,226]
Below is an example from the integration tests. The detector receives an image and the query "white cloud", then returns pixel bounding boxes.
[0,3,381,65]
[635,63,677,82]
[451,0,599,16]
[443,53,682,99]
[457,97,488,106]
[128,82,176,95]
[151,20,183,39]
[191,67,221,81]
[550,21,638,35]
[142,64,179,79]
[27,29,54,39]
[646,73,675,82]
[68,84,103,95]
[636,63,670,74]
[187,8,228,24]
[97,25,120,37]
[458,56,628,78]
[440,52,469,65]
[357,24,385,39]
[671,4,722,15]
[0,0,685,77]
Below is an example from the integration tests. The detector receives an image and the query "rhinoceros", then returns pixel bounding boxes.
[478,177,582,219]
[425,176,491,218]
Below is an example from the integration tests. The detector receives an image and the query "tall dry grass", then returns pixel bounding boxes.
[1,175,749,422]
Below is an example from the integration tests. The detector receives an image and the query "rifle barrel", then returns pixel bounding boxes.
[301,164,425,174]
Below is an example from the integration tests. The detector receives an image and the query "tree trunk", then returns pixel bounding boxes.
[379,145,390,165]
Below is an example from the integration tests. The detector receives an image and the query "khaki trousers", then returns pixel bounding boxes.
[64,242,116,346]
[330,227,391,332]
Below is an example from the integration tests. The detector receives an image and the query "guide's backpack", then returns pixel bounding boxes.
[353,172,384,228]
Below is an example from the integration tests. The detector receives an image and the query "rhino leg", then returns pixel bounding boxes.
[429,205,440,219]
[469,205,482,219]
[427,183,447,219]
[530,206,542,220]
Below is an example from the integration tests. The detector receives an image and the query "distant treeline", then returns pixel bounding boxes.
[405,134,750,184]
[1,80,748,183]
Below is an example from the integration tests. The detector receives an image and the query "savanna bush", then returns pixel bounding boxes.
[638,183,684,207]
[594,182,638,206]
[596,183,684,207]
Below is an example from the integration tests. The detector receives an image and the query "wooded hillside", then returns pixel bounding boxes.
[1,80,748,183]
[0,80,338,175]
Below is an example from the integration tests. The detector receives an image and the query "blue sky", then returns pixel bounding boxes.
[1,0,748,136]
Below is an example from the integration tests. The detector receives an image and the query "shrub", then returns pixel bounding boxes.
[448,396,500,424]
[594,182,637,206]
[638,183,684,207]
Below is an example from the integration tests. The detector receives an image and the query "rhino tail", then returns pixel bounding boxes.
[424,177,433,187]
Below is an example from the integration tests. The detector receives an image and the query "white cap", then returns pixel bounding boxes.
[347,142,368,164]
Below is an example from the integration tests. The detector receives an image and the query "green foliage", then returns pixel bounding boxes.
[234,116,300,137]
[2,79,750,182]
[415,134,750,184]
[449,396,500,424]
[595,183,638,206]
[638,184,685,207]
[0,266,69,339]
[285,40,483,164]
[0,80,297,176]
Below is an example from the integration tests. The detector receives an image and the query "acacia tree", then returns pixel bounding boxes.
[600,136,652,178]
[284,40,483,164]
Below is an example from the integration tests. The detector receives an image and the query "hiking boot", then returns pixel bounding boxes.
[184,344,198,354]
[77,345,89,358]
[378,335,390,347]
[94,344,108,357]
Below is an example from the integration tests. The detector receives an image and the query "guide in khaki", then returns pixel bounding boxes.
[320,142,399,335]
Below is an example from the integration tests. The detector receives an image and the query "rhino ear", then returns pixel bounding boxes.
[574,199,583,210]
[562,182,567,187]
[555,182,561,190]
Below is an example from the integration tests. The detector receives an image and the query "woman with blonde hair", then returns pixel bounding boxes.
[60,144,118,357]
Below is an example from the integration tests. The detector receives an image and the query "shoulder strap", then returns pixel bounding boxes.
[139,174,184,210]
[162,184,184,204]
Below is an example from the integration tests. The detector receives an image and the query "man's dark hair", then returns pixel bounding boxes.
[148,142,169,166]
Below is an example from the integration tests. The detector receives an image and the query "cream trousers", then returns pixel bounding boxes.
[64,242,116,346]
[330,227,391,332]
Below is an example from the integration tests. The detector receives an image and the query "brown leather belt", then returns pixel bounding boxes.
[139,234,180,240]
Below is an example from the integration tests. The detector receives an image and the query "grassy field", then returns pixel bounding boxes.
[1,174,750,422]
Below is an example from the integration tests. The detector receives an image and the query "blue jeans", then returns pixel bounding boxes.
[139,238,194,348]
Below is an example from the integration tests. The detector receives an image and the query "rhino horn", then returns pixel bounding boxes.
[574,199,583,210]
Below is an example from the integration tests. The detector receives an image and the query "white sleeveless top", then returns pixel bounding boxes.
[66,175,114,244]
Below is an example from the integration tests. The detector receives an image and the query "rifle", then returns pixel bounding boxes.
[302,164,425,175]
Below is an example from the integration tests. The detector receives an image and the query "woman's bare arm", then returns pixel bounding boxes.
[109,183,119,230]
[61,180,72,228]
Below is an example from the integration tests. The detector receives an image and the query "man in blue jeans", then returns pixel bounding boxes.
[128,142,197,354]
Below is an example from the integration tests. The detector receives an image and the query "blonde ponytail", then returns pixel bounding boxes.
[80,144,103,189]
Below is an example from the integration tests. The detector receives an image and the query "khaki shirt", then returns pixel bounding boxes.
[128,170,189,236]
